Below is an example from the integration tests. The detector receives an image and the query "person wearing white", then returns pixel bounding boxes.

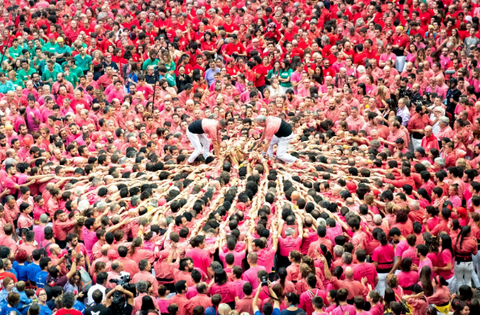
[87,272,107,305]
[255,115,298,164]
[186,119,227,163]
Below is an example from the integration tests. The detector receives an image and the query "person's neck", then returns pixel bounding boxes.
[339,301,348,306]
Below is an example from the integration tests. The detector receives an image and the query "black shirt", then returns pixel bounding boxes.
[108,304,132,315]
[86,304,113,315]
[275,120,292,138]
[188,120,204,134]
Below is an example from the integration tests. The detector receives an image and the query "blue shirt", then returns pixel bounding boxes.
[16,292,32,311]
[255,309,280,315]
[73,301,85,314]
[22,305,52,315]
[204,67,220,86]
[35,271,48,288]
[12,262,29,282]
[0,81,14,94]
[0,305,21,315]
[26,263,41,283]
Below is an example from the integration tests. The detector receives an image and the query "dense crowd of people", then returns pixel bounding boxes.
[1,0,480,315]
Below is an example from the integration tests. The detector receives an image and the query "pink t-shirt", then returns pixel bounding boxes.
[186,248,212,275]
[397,271,419,293]
[257,247,276,273]
[156,299,169,314]
[372,244,395,271]
[232,279,248,299]
[209,282,236,303]
[201,119,219,141]
[219,249,245,269]
[395,240,409,257]
[437,249,454,280]
[242,265,266,289]
[82,226,98,254]
[418,258,433,277]
[353,263,377,288]
[264,117,282,142]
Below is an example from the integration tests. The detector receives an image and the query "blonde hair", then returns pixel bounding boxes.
[218,304,232,315]
[92,50,104,59]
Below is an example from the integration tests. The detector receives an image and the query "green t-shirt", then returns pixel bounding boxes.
[55,45,72,56]
[142,58,159,70]
[163,73,176,87]
[278,69,293,88]
[165,60,176,72]
[70,66,84,79]
[10,77,25,89]
[8,46,23,59]
[64,72,79,87]
[42,63,63,74]
[0,81,15,94]
[42,69,60,86]
[42,42,59,54]
[17,68,37,82]
[74,54,92,72]
[23,46,37,59]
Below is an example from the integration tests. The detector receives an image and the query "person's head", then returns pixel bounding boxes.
[62,292,76,309]
[3,277,14,292]
[6,292,19,307]
[92,289,103,304]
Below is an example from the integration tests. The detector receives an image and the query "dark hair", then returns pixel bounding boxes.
[455,226,471,254]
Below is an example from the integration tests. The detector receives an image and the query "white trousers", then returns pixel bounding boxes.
[455,261,474,293]
[396,56,406,72]
[187,129,210,163]
[375,272,388,296]
[445,275,457,294]
[411,137,422,152]
[267,133,297,164]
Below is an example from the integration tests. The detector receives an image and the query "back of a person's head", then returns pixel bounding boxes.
[92,289,103,304]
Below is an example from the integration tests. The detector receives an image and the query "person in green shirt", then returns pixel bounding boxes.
[158,67,176,87]
[142,49,159,70]
[55,37,71,64]
[267,61,282,82]
[8,70,24,88]
[42,34,58,54]
[42,55,63,74]
[33,37,45,47]
[0,73,14,94]
[8,38,23,60]
[278,61,293,88]
[41,60,60,86]
[63,64,78,87]
[161,52,176,72]
[66,58,84,78]
[73,47,92,73]
[23,40,37,59]
[17,59,36,82]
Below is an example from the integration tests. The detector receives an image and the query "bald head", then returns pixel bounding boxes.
[345,266,354,279]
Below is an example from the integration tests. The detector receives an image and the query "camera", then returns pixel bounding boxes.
[261,275,268,286]
[109,274,135,310]
[109,274,131,287]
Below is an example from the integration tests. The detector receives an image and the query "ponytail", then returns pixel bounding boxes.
[278,267,287,289]
[129,237,142,255]
[455,226,471,253]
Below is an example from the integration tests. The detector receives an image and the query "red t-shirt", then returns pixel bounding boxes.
[253,64,268,87]
[55,309,82,315]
